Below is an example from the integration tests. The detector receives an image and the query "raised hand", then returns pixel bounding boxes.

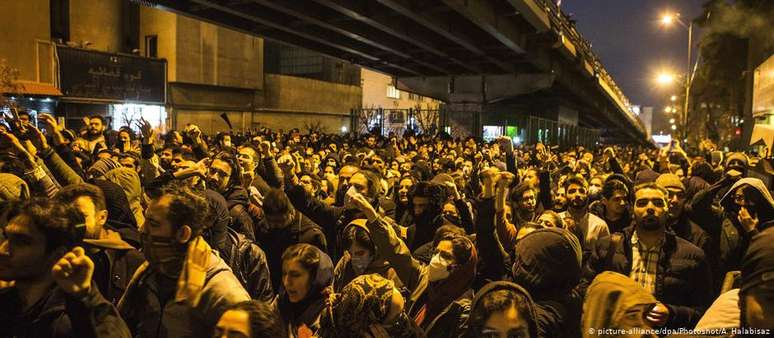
[348,190,378,222]
[23,122,48,152]
[645,302,670,327]
[51,246,94,298]
[0,129,35,165]
[738,206,759,233]
[136,118,155,145]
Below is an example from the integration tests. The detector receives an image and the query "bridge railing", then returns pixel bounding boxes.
[534,0,644,133]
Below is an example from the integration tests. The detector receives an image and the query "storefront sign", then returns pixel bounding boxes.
[57,46,166,104]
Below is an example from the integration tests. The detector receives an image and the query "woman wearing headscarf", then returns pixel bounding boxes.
[462,281,538,338]
[346,190,477,337]
[318,274,425,338]
[274,244,334,338]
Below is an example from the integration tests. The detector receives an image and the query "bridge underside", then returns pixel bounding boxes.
[147,0,648,144]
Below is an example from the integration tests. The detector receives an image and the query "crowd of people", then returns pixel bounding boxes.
[0,111,772,337]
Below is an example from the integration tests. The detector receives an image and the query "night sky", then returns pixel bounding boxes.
[562,0,707,110]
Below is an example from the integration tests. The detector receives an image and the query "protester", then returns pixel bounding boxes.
[586,183,713,330]
[2,107,773,338]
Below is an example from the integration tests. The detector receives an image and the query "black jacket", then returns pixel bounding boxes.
[0,284,131,338]
[83,230,145,305]
[223,185,256,241]
[255,210,327,292]
[220,227,274,302]
[585,226,713,329]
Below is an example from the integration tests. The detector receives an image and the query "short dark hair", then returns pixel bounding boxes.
[212,152,241,187]
[601,179,630,200]
[88,114,106,124]
[563,175,588,190]
[226,301,286,338]
[155,182,210,237]
[6,198,85,252]
[263,188,293,216]
[56,183,107,211]
[437,233,474,266]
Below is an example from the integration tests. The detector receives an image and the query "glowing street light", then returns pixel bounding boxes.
[671,124,677,130]
[664,107,671,113]
[669,118,675,124]
[670,95,677,101]
[660,13,676,26]
[656,72,676,86]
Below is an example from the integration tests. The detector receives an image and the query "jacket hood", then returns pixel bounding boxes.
[511,227,582,300]
[83,229,136,250]
[582,272,657,338]
[0,173,29,202]
[468,281,538,338]
[719,178,774,215]
[341,219,390,270]
[103,167,145,227]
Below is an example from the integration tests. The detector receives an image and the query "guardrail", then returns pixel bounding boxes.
[533,0,644,133]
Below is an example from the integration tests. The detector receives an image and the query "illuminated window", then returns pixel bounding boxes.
[387,85,400,99]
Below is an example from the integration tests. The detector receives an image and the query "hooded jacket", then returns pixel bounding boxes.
[582,271,658,338]
[274,247,334,338]
[462,281,538,338]
[103,167,145,228]
[90,179,140,246]
[691,177,774,285]
[83,229,145,305]
[334,220,392,291]
[511,228,584,338]
[585,226,713,329]
[256,210,327,293]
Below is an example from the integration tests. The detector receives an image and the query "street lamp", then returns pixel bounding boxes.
[670,95,677,101]
[669,118,675,124]
[656,72,676,86]
[659,10,694,142]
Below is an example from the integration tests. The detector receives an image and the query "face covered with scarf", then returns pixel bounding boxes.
[142,195,191,279]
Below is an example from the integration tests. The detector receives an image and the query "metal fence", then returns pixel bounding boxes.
[351,108,599,148]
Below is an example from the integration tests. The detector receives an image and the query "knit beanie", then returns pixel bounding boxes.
[0,173,30,202]
[656,173,685,191]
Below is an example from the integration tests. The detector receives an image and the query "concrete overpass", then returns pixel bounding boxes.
[141,0,648,144]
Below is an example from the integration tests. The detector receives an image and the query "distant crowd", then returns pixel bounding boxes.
[0,111,772,337]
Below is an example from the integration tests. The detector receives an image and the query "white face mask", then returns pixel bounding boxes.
[427,253,452,282]
[351,253,372,273]
[344,185,358,209]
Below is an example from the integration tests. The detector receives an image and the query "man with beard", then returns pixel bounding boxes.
[81,115,110,154]
[118,183,249,337]
[553,185,568,212]
[406,181,447,251]
[560,175,609,250]
[586,183,712,330]
[254,188,326,292]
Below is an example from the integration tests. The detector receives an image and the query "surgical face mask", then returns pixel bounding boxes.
[350,253,372,273]
[141,232,187,279]
[427,253,452,282]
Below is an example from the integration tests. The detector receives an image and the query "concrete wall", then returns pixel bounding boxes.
[139,6,177,81]
[257,74,361,133]
[0,0,50,83]
[174,16,263,89]
[69,0,123,53]
[362,68,440,110]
